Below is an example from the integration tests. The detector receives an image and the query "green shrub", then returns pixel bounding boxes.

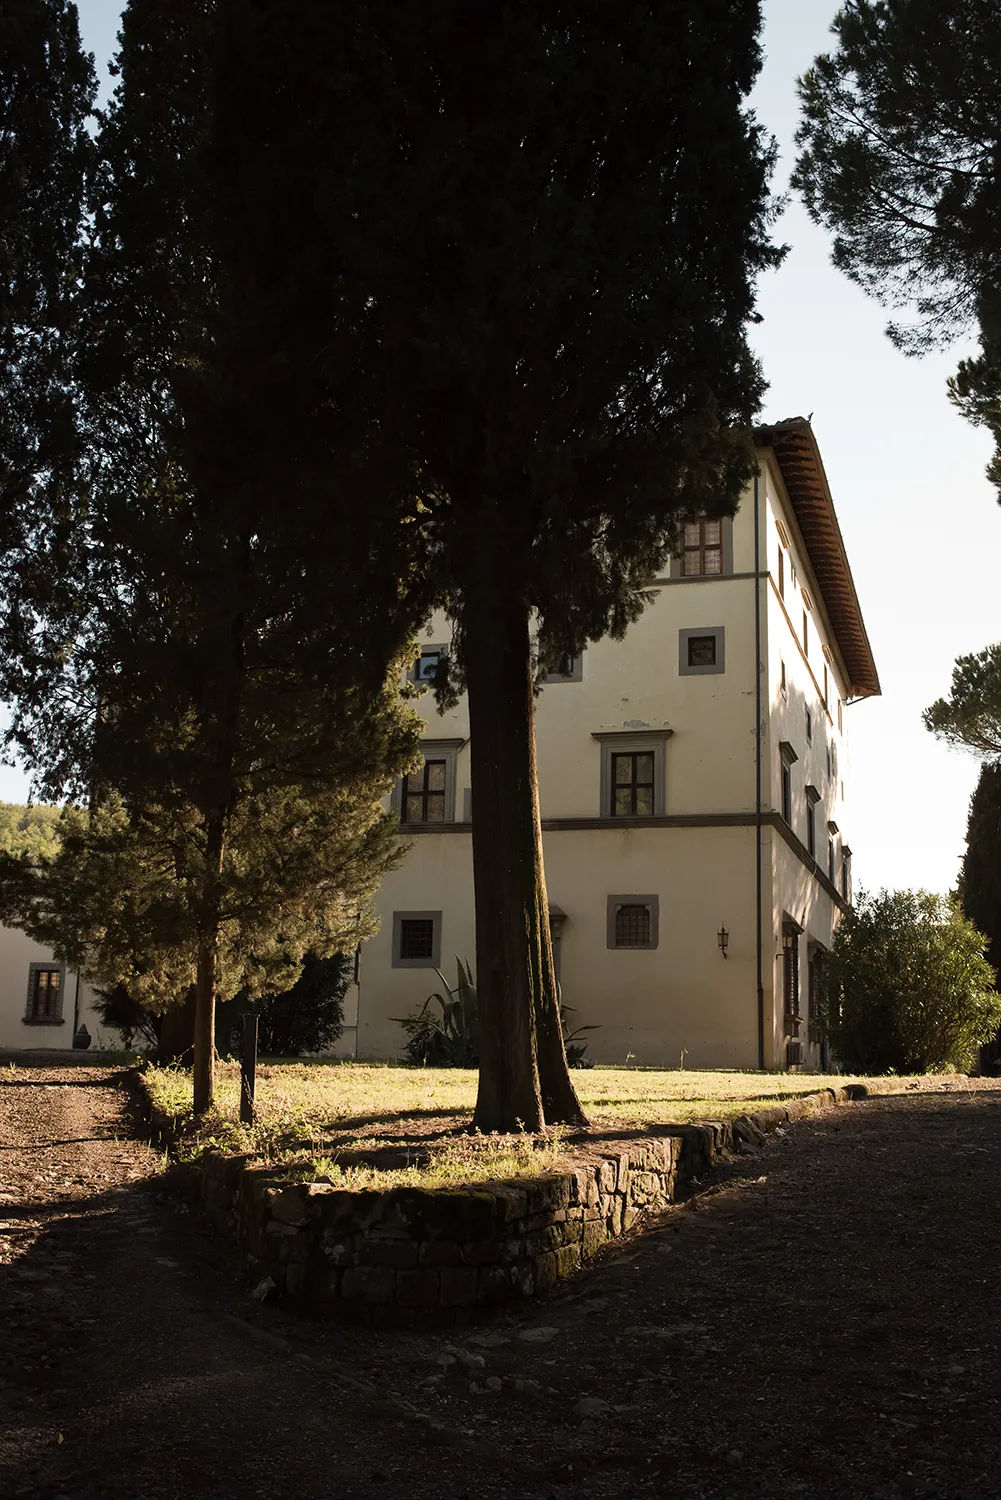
[397,958,596,1068]
[820,888,1001,1074]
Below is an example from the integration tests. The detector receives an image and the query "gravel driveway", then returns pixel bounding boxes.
[3,1064,1001,1500]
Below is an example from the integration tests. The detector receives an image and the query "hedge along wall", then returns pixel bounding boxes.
[194,1116,767,1325]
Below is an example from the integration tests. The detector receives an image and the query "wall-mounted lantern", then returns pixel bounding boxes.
[717,924,729,959]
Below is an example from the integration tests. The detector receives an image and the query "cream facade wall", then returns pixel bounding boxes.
[351,439,873,1072]
[0,924,108,1053]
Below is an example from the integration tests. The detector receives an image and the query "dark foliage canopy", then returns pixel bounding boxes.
[209,0,782,670]
[794,0,1001,496]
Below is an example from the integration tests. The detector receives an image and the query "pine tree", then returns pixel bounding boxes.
[207,0,781,1128]
[793,0,1001,498]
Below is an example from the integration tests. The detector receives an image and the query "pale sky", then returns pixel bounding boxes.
[5,0,996,899]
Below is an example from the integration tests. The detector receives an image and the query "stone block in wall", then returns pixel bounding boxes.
[460,1238,503,1266]
[512,1261,534,1298]
[439,1266,478,1307]
[396,1268,441,1308]
[358,1237,419,1269]
[269,1186,309,1227]
[385,1188,497,1242]
[598,1160,617,1195]
[341,1265,396,1305]
[492,1186,530,1224]
[622,1207,639,1231]
[569,1168,600,1208]
[316,1189,384,1236]
[478,1264,513,1304]
[520,1209,567,1233]
[615,1153,631,1194]
[555,1243,581,1278]
[607,1197,623,1236]
[522,1175,573,1215]
[582,1219,608,1260]
[321,1233,357,1266]
[533,1251,558,1294]
[629,1171,666,1206]
[418,1239,461,1267]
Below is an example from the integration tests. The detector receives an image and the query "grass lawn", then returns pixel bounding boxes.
[144,1060,881,1191]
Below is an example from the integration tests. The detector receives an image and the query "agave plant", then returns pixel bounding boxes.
[396,957,479,1067]
[397,959,598,1069]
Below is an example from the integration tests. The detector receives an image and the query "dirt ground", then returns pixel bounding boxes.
[3,1064,1001,1500]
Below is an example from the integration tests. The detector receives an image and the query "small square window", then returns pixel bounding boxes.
[400,920,434,960]
[392,910,442,968]
[543,650,583,683]
[679,626,725,677]
[411,644,448,686]
[607,895,659,950]
[687,635,717,668]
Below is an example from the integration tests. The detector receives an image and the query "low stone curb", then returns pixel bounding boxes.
[130,1071,962,1325]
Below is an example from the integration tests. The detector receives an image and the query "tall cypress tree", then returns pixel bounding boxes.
[960,761,1001,983]
[208,0,781,1129]
[0,0,432,1112]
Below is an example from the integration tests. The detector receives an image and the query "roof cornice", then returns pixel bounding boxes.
[755,417,880,700]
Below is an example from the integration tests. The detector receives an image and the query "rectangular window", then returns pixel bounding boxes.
[806,786,820,859]
[837,699,843,734]
[402,759,447,823]
[828,836,836,884]
[392,910,442,969]
[778,548,785,599]
[802,609,809,654]
[826,746,832,782]
[780,660,787,698]
[841,850,851,901]
[607,895,659,950]
[26,966,63,1024]
[823,664,829,708]
[779,741,798,826]
[688,635,716,668]
[682,516,723,576]
[679,626,725,677]
[805,707,813,744]
[611,752,655,817]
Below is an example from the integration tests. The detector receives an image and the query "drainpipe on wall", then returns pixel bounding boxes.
[753,467,765,1070]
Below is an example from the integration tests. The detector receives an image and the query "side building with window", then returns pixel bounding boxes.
[345,417,879,1070]
[0,924,107,1053]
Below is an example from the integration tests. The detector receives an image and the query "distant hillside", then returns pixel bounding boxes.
[0,802,62,862]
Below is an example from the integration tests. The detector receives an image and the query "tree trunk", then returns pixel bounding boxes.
[466,584,586,1132]
[192,938,216,1115]
[192,812,226,1116]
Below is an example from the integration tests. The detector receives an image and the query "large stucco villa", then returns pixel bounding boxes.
[342,417,880,1071]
